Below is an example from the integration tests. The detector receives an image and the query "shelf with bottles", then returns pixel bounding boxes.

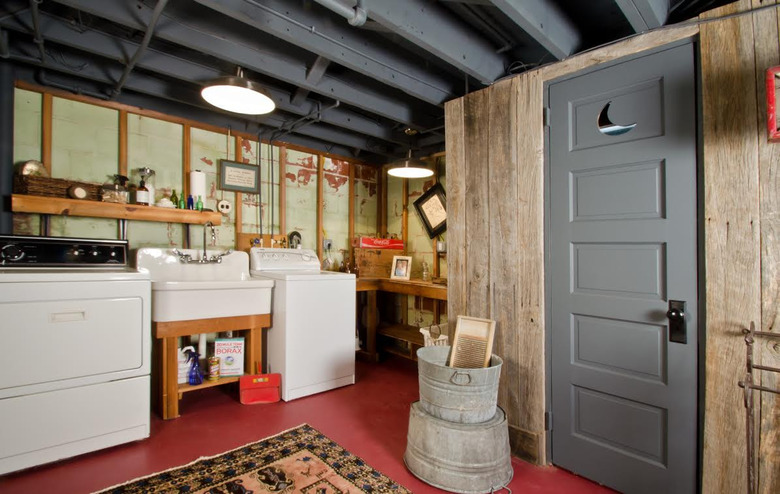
[12,194,222,225]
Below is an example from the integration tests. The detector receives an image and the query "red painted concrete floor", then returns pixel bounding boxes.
[0,356,613,493]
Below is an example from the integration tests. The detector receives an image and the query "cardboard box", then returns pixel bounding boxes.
[214,338,245,377]
[354,247,398,278]
[352,236,404,250]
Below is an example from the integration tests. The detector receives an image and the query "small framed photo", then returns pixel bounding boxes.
[413,182,446,239]
[390,255,412,280]
[219,159,259,194]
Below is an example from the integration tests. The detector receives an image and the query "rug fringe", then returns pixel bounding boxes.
[91,423,310,493]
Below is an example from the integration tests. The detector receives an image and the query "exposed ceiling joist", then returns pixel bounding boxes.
[354,0,506,85]
[0,0,730,165]
[488,0,580,60]
[193,0,457,106]
[0,16,397,147]
[8,40,389,156]
[615,0,670,31]
[291,56,331,107]
[52,0,439,129]
[0,11,392,154]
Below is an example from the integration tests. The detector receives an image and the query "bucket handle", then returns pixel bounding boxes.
[450,371,472,385]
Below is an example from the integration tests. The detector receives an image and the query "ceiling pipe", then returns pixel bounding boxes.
[36,69,110,100]
[109,0,169,98]
[271,100,342,141]
[312,0,367,26]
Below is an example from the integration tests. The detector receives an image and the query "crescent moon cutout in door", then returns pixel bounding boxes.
[597,101,637,136]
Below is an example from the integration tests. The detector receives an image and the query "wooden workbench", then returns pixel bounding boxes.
[356,278,447,361]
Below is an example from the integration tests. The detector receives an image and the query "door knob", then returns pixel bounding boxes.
[667,300,687,344]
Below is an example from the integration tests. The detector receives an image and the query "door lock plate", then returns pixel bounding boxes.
[667,300,687,344]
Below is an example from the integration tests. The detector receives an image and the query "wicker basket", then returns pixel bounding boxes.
[14,175,102,201]
[420,324,449,346]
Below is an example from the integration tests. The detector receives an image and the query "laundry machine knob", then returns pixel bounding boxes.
[1,243,24,262]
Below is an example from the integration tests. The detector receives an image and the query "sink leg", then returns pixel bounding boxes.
[162,336,179,419]
[244,326,263,375]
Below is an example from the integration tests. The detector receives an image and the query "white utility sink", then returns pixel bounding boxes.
[136,248,274,322]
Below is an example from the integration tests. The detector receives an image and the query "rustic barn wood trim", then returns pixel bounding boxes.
[751,1,780,489]
[700,2,764,492]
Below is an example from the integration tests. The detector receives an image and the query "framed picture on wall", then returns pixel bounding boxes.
[219,159,259,194]
[390,255,412,281]
[413,182,446,239]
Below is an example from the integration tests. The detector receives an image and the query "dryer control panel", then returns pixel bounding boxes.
[0,235,128,267]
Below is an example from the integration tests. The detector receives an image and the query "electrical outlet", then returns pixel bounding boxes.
[323,238,333,250]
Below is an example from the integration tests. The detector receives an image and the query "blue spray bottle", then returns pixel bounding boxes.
[185,348,203,385]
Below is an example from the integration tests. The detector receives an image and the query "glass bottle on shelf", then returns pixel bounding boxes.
[135,180,150,206]
[170,189,179,208]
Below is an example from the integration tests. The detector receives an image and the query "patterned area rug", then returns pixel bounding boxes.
[96,424,411,493]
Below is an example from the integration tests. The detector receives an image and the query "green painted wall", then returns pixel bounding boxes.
[284,148,318,251]
[322,157,350,269]
[12,88,42,235]
[127,114,184,247]
[13,88,41,163]
[49,97,118,238]
[354,163,378,238]
[189,127,235,250]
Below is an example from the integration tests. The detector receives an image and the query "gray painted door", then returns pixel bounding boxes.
[547,42,697,493]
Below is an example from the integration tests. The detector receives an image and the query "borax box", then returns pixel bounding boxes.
[214,338,245,377]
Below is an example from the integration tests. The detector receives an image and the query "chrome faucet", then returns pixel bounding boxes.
[202,221,216,262]
[173,222,231,264]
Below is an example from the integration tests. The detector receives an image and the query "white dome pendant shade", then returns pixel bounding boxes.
[387,149,434,178]
[201,68,275,115]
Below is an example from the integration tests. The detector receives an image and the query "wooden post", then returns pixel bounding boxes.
[379,165,387,236]
[41,93,52,175]
[234,135,243,238]
[348,162,355,260]
[118,110,128,177]
[279,144,287,236]
[317,154,324,260]
[182,124,191,248]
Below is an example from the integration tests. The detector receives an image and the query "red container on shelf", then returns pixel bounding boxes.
[239,373,281,404]
[351,236,404,250]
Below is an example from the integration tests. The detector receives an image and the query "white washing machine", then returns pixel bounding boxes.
[250,248,355,401]
[0,235,151,475]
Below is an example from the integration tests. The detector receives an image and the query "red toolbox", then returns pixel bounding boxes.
[239,374,281,404]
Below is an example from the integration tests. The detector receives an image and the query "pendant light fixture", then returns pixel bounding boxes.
[387,128,434,178]
[201,67,275,115]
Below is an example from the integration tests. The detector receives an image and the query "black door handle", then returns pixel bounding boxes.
[667,300,687,344]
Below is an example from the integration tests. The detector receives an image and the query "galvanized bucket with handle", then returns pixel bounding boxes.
[416,345,503,424]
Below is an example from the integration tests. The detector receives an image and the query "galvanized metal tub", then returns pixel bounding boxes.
[404,401,513,493]
[417,345,503,424]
